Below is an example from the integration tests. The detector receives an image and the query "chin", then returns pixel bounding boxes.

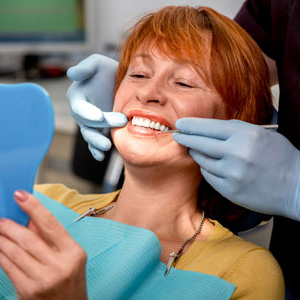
[111,127,193,169]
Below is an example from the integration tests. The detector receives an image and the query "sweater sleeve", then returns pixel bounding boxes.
[224,248,285,300]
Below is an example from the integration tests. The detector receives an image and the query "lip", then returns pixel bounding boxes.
[127,110,174,129]
[127,123,168,136]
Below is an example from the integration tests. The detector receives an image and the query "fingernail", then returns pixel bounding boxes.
[14,190,29,202]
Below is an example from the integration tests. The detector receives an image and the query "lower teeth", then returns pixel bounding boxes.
[134,125,162,132]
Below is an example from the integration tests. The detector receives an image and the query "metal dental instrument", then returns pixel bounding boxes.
[166,124,278,133]
[258,124,279,129]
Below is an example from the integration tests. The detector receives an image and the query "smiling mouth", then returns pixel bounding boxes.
[131,116,172,132]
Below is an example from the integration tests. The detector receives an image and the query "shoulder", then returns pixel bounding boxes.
[34,184,120,214]
[177,220,284,299]
[213,222,284,299]
[224,247,284,299]
[35,183,77,199]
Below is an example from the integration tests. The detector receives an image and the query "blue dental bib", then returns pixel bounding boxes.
[0,192,236,300]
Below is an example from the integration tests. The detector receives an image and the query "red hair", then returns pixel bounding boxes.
[116,6,272,123]
[115,6,273,227]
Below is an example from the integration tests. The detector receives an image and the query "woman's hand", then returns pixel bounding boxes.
[0,191,88,300]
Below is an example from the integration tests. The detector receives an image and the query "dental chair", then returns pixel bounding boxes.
[237,217,273,249]
[0,83,54,226]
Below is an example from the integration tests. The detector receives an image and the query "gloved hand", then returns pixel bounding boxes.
[173,118,300,221]
[67,54,127,161]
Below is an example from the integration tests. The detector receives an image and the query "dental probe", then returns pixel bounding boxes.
[166,124,278,133]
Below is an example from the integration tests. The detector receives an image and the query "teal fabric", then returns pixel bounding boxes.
[0,192,236,300]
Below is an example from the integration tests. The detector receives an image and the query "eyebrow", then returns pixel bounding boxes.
[132,53,153,62]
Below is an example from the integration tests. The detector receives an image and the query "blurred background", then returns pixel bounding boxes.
[0,0,278,194]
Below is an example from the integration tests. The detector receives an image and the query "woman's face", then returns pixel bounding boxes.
[112,46,226,169]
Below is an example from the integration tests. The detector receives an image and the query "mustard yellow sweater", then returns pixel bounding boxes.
[35,184,285,300]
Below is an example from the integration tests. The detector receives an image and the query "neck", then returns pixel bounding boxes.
[107,162,205,240]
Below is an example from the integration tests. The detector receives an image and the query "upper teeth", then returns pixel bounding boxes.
[131,116,171,132]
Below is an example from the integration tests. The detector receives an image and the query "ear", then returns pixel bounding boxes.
[0,83,54,226]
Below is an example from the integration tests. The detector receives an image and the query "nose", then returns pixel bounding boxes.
[136,77,168,106]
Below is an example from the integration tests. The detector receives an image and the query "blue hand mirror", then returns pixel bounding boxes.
[0,83,54,226]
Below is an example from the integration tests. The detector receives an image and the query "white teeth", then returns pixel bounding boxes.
[137,117,143,126]
[132,116,137,125]
[150,121,156,129]
[143,119,151,127]
[131,116,170,132]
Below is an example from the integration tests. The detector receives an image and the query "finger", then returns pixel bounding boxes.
[0,249,34,292]
[173,132,225,159]
[13,191,75,251]
[0,218,55,264]
[80,126,112,151]
[67,66,95,82]
[69,94,105,124]
[27,219,39,235]
[78,111,128,128]
[88,144,105,161]
[200,168,229,198]
[67,55,98,81]
[175,118,247,140]
[189,149,227,178]
[103,112,128,127]
[0,234,45,279]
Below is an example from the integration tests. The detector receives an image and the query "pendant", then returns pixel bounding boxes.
[74,207,95,222]
[165,252,179,277]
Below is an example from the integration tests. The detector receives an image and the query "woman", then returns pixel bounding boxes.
[0,6,284,300]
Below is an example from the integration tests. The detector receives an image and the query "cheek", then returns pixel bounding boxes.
[113,82,130,112]
[211,98,227,119]
[111,127,124,150]
[112,91,122,112]
[176,94,226,119]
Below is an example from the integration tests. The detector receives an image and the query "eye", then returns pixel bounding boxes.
[130,74,147,79]
[176,81,194,88]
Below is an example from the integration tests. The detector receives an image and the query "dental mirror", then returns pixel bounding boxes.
[0,83,54,226]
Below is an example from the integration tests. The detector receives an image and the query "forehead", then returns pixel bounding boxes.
[133,35,211,60]
[130,41,210,70]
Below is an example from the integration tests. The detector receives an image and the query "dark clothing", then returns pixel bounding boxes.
[235,0,300,147]
[235,0,300,298]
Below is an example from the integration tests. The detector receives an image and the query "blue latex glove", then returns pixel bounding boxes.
[67,54,127,161]
[174,118,300,221]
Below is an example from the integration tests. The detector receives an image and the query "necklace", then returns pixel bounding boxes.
[164,211,205,277]
[90,204,115,216]
[73,204,115,222]
[74,203,205,277]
